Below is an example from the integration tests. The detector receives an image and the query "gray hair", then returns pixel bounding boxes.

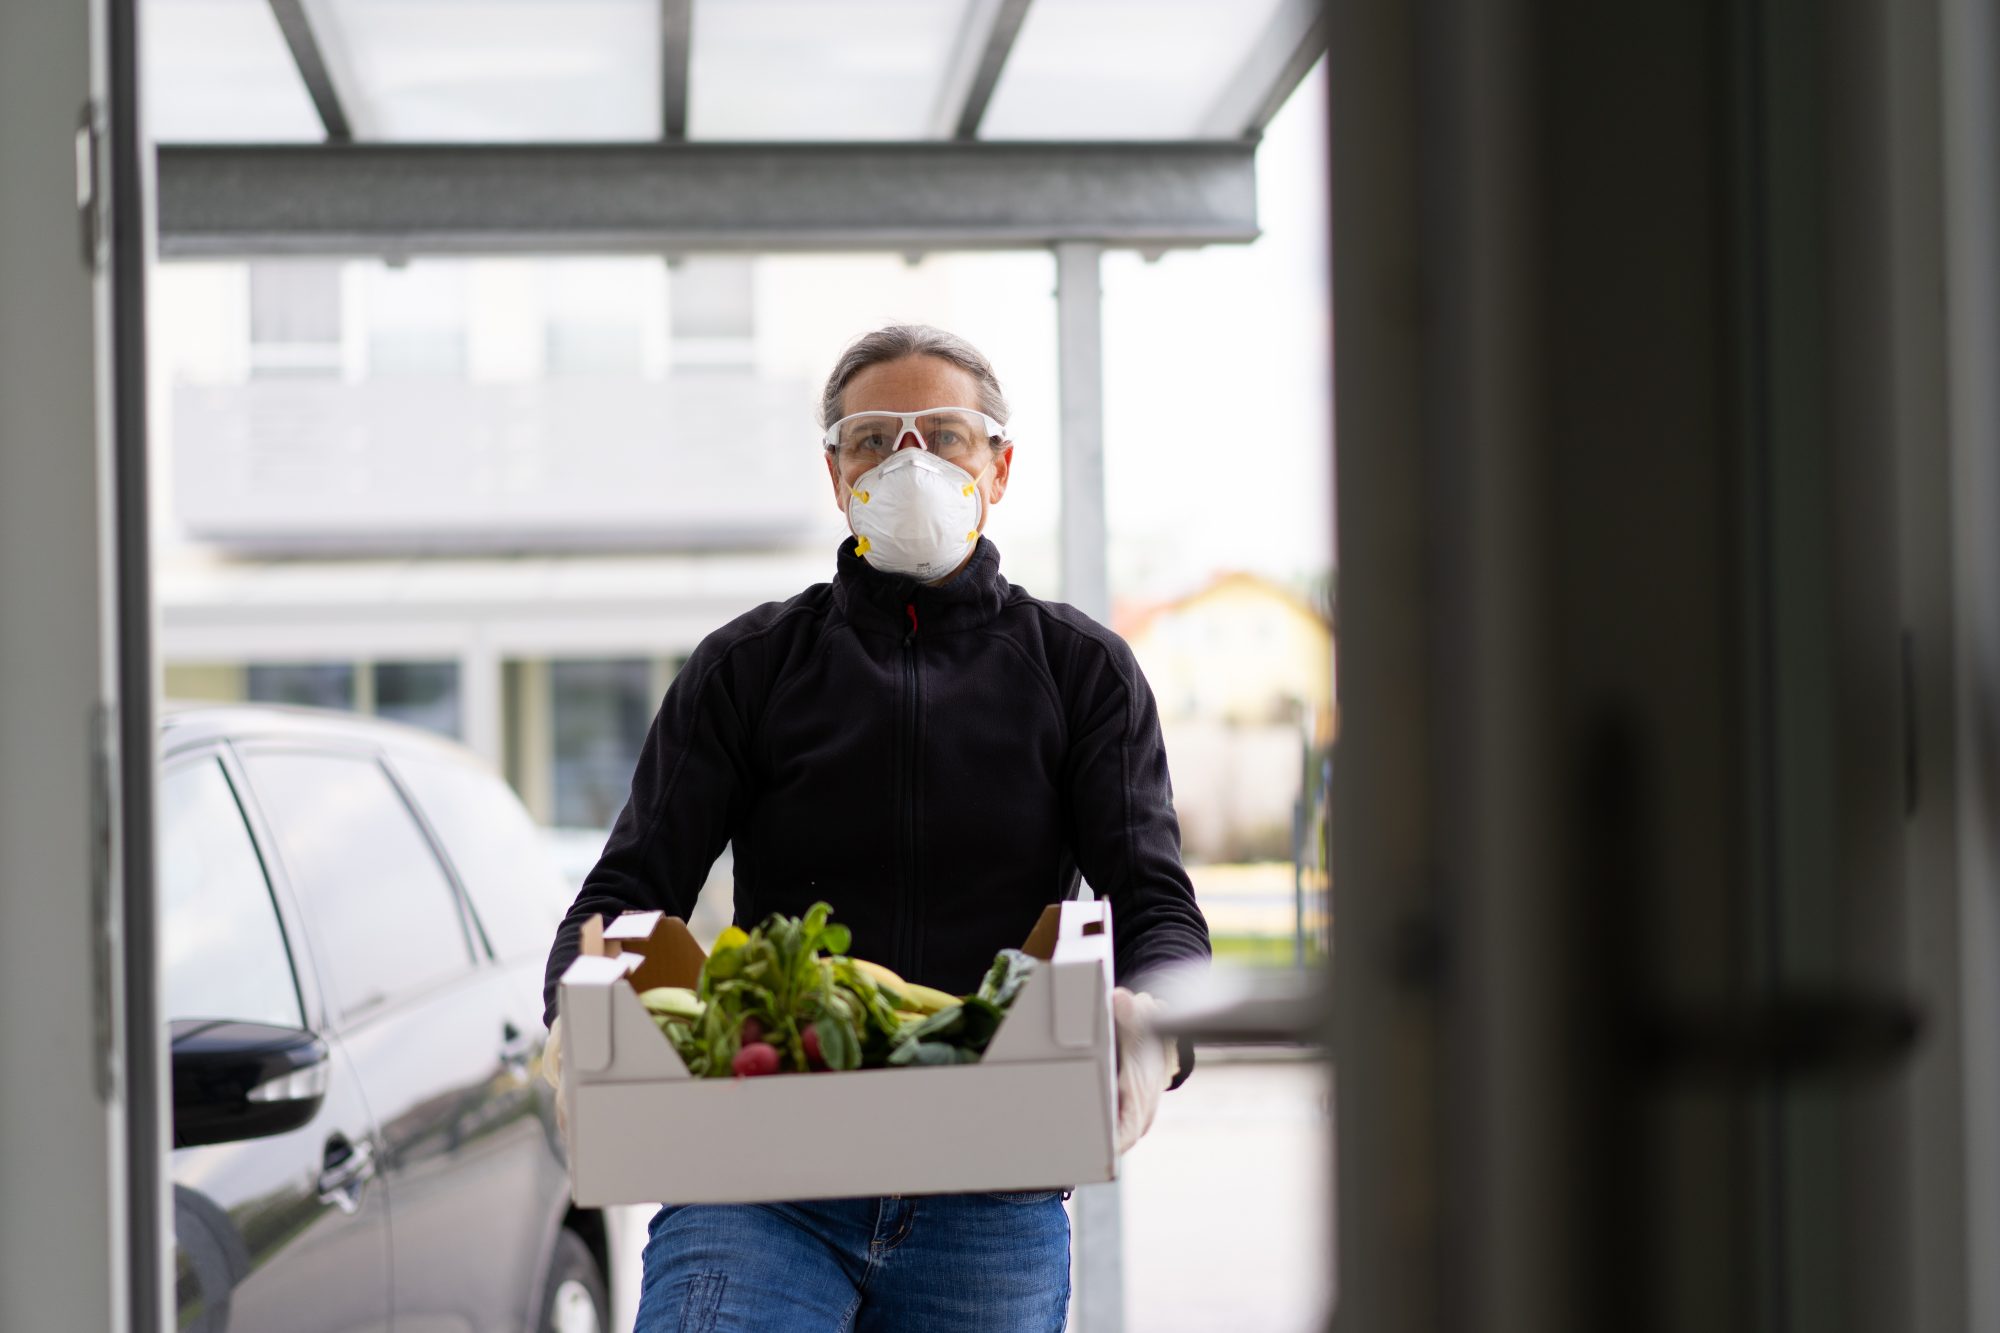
[817,324,1012,434]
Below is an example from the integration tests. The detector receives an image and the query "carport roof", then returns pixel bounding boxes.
[145,0,1326,257]
[148,0,1324,145]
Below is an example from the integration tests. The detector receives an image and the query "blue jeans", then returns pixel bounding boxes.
[635,1192,1072,1332]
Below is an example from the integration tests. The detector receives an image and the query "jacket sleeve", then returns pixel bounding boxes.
[539,627,759,1030]
[1063,629,1213,1088]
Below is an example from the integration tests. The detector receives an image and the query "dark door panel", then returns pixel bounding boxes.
[341,970,552,1331]
[239,745,550,1330]
[172,1042,390,1333]
[162,753,391,1331]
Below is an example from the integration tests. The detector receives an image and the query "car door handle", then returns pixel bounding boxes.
[317,1136,376,1214]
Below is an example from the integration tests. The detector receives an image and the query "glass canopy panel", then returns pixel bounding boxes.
[145,0,326,142]
[979,0,1294,140]
[303,0,661,141]
[688,0,972,141]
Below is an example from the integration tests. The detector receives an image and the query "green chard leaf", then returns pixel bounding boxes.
[976,949,1038,1010]
[887,1040,965,1067]
[956,995,1006,1052]
[814,1016,862,1071]
[770,916,802,965]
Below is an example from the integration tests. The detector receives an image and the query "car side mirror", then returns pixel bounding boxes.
[170,1018,330,1149]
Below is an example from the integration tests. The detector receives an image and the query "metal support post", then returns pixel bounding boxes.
[1293,795,1308,968]
[1055,238,1122,1332]
[1070,1181,1125,1333]
[1056,240,1109,625]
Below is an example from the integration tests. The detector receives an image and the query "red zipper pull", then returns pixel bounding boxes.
[904,603,919,645]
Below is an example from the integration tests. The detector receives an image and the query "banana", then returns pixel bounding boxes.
[900,983,960,1015]
[849,957,908,990]
[849,958,958,1014]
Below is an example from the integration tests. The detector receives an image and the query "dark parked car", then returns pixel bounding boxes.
[161,702,611,1333]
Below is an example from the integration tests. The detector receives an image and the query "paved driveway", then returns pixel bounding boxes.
[1110,1052,1332,1332]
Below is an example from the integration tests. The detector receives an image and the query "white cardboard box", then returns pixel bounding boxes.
[557,900,1119,1206]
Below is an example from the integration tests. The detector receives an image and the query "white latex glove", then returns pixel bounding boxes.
[541,1016,569,1139]
[1112,987,1179,1155]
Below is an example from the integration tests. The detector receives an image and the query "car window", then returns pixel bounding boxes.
[391,753,565,963]
[241,750,476,1024]
[159,757,304,1029]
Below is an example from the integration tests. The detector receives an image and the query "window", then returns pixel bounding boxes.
[247,663,356,712]
[375,661,461,739]
[159,758,303,1029]
[242,660,460,738]
[551,658,654,829]
[242,750,476,1024]
[546,322,644,377]
[544,258,648,378]
[248,261,343,379]
[394,753,566,963]
[669,257,755,368]
[363,260,469,379]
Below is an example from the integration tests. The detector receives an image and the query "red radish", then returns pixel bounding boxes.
[732,1042,780,1078]
[802,1026,826,1070]
[740,1015,765,1045]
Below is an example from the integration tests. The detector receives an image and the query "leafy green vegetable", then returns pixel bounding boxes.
[648,901,1037,1078]
[884,992,1008,1065]
[976,950,1038,1010]
[812,1015,861,1071]
[886,1040,980,1067]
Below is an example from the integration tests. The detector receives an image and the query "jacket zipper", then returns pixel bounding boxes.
[899,602,919,981]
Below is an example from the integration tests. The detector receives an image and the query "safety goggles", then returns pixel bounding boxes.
[822,407,1009,467]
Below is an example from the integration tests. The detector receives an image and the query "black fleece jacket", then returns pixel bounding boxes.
[540,536,1212,1086]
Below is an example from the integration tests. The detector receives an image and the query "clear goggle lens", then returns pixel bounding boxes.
[824,408,1005,465]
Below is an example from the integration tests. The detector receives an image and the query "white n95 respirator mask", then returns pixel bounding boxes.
[844,449,988,582]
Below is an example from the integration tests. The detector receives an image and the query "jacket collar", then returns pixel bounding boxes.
[833,535,1009,634]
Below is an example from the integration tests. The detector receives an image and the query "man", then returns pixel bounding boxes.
[542,324,1211,1330]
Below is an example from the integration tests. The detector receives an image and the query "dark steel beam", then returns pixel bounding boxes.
[660,0,692,140]
[1201,0,1328,140]
[933,0,1034,140]
[268,0,353,142]
[155,141,1260,258]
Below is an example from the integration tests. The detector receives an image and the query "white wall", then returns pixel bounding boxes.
[0,0,125,1328]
